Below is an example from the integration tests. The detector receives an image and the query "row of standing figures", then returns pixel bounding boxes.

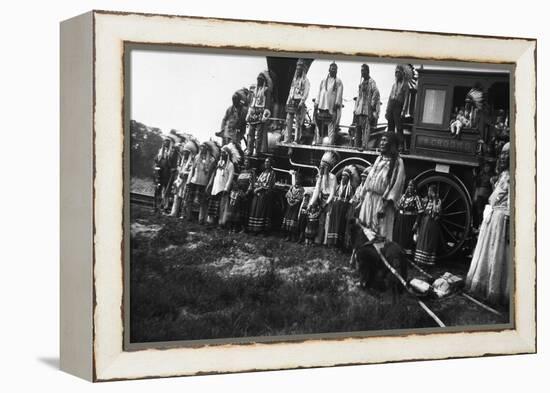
[154,131,511,306]
[217,61,412,156]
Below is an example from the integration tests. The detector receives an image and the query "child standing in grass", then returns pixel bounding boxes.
[281,171,305,241]
[296,191,312,243]
[305,202,321,246]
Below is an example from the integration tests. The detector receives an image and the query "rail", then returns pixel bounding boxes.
[130,192,154,208]
[406,255,502,317]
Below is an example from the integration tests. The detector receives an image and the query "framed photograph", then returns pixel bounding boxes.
[60,10,536,381]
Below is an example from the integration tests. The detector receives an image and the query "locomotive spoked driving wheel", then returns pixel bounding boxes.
[416,175,472,260]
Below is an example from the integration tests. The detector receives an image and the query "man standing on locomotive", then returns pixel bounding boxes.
[246,71,273,156]
[386,65,410,151]
[218,90,248,147]
[314,62,343,145]
[284,59,310,144]
[353,64,380,150]
[358,132,406,241]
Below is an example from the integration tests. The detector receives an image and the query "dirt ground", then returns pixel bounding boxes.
[129,204,509,344]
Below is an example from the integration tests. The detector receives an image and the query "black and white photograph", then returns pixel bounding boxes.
[127,47,513,345]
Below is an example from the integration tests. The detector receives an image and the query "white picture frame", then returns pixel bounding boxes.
[60,10,536,381]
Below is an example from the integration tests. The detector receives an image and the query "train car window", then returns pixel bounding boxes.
[421,88,447,124]
[450,85,484,130]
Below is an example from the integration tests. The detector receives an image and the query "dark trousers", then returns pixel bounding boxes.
[353,114,371,149]
[387,99,404,148]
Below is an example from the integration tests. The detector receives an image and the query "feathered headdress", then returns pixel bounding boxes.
[163,133,177,145]
[221,142,242,165]
[168,129,185,144]
[320,150,340,170]
[466,87,485,110]
[204,140,221,161]
[395,64,414,82]
[342,165,360,188]
[182,137,199,156]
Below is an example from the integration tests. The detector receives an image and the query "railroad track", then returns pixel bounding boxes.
[130,192,155,208]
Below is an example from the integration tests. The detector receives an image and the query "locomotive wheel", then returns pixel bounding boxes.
[416,175,471,260]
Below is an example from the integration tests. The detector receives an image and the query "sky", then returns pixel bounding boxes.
[129,49,507,142]
[129,49,400,142]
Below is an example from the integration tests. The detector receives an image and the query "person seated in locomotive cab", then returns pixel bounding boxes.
[284,59,310,144]
[448,84,485,141]
[449,106,472,139]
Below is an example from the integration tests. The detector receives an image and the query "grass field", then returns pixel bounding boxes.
[129,205,509,344]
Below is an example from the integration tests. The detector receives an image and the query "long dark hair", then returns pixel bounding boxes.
[381,132,399,185]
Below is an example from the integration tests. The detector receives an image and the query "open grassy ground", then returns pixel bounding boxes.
[129,205,509,343]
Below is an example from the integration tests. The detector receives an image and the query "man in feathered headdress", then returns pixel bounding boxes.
[385,64,411,151]
[246,71,273,156]
[314,62,343,145]
[308,150,339,244]
[169,138,199,218]
[205,143,241,226]
[326,164,360,249]
[353,64,380,149]
[284,59,310,143]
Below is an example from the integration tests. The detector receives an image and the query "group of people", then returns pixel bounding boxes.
[305,61,411,150]
[212,59,413,156]
[154,135,277,235]
[154,129,510,306]
[152,56,510,306]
